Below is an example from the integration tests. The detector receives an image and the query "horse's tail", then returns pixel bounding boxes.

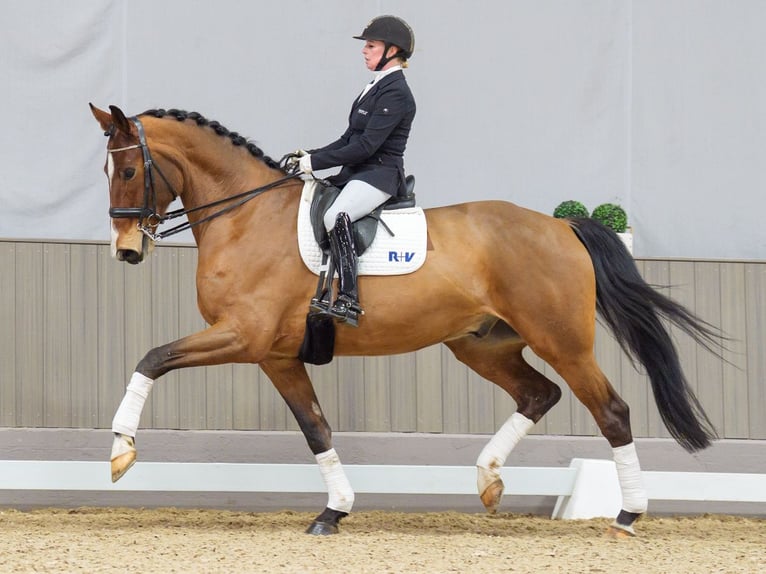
[568,217,720,452]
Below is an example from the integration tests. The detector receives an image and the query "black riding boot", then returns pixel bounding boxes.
[328,212,363,325]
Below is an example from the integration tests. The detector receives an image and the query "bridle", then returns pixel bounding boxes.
[107,115,300,241]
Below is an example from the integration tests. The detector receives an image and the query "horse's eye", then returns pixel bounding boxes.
[123,167,136,180]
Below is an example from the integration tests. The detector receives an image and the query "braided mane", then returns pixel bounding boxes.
[141,108,283,171]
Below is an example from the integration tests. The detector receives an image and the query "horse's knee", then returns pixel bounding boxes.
[135,345,173,379]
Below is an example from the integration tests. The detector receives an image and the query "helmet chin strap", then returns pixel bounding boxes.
[374,43,401,71]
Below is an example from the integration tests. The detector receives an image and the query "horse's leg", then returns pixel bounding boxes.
[550,354,646,537]
[445,327,562,514]
[110,322,248,482]
[259,358,354,536]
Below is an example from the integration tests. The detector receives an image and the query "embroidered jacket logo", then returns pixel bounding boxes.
[388,251,416,263]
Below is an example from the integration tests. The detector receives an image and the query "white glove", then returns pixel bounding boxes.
[298,154,313,174]
[284,149,307,171]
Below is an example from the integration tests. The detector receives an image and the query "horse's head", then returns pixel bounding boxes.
[90,104,177,264]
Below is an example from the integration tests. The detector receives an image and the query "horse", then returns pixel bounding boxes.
[90,103,722,537]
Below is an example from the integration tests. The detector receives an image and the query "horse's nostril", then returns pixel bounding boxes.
[117,249,142,265]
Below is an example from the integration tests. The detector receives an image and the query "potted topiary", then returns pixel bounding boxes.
[591,203,632,253]
[553,200,589,219]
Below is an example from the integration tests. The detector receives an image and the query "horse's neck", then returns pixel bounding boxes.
[177,149,297,246]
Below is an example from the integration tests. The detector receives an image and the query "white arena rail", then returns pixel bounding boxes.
[1,459,764,519]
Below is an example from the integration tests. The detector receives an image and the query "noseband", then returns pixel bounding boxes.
[107,115,299,241]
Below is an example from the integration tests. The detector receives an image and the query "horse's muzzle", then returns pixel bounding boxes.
[116,248,144,265]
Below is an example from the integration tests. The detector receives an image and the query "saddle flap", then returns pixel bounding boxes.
[308,183,384,255]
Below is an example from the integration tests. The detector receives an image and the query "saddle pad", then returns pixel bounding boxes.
[297,180,427,276]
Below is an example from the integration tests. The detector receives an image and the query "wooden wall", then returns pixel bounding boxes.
[1,240,763,440]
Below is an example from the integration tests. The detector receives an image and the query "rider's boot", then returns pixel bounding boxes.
[328,212,363,326]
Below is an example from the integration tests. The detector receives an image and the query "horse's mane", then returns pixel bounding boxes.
[140,108,283,171]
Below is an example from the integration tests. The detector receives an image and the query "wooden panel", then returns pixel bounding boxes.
[15,243,44,426]
[467,369,495,434]
[233,363,263,430]
[205,363,234,430]
[362,356,391,432]
[43,243,71,427]
[415,345,443,432]
[719,262,750,438]
[441,347,468,434]
[0,243,16,426]
[97,245,127,429]
[693,262,724,434]
[69,244,100,428]
[337,357,366,431]
[745,264,766,438]
[4,241,764,441]
[389,352,417,432]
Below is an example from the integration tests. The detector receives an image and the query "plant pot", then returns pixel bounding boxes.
[618,229,633,255]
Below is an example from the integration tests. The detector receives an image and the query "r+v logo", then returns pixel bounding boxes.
[388,251,416,263]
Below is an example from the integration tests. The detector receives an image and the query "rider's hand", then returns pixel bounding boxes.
[298,154,313,174]
[284,149,307,173]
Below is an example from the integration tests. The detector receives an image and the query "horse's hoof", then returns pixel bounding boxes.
[110,434,137,483]
[605,509,641,538]
[479,478,505,514]
[305,521,339,535]
[605,522,637,538]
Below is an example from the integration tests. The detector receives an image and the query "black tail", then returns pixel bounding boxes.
[569,218,720,452]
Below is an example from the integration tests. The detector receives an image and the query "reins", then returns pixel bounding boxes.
[108,115,302,241]
[148,172,301,240]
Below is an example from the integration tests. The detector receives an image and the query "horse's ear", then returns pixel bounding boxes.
[90,103,113,132]
[108,105,133,135]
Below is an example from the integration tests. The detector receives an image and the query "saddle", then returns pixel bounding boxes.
[298,175,418,365]
[309,175,417,255]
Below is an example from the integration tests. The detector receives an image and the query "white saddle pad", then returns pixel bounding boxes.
[297,180,427,276]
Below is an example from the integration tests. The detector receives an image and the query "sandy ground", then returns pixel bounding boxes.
[0,508,764,573]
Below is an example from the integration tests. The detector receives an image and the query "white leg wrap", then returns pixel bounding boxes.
[613,442,648,514]
[112,372,154,437]
[477,412,535,470]
[316,448,355,513]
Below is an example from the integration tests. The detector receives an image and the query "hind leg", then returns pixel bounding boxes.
[550,353,647,536]
[445,326,562,513]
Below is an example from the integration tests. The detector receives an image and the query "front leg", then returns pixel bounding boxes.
[110,322,249,482]
[260,358,354,535]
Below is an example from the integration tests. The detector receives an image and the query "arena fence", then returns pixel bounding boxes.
[1,459,764,520]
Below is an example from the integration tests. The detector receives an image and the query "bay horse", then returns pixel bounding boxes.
[90,104,721,537]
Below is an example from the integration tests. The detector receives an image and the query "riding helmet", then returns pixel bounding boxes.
[354,15,415,59]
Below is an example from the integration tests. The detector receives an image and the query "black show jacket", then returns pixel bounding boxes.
[310,70,416,197]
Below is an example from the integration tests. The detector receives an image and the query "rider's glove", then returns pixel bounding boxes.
[298,154,313,174]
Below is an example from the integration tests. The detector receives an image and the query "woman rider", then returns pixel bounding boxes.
[294,15,416,325]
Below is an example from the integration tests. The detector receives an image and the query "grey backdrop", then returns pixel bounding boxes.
[1,0,764,259]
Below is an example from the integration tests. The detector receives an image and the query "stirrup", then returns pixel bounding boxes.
[329,294,363,327]
[309,297,330,314]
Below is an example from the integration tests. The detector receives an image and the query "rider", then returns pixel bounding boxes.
[294,15,416,324]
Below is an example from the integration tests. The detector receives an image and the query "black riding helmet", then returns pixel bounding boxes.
[354,15,415,71]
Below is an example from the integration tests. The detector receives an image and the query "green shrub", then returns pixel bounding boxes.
[553,200,589,219]
[591,203,628,233]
